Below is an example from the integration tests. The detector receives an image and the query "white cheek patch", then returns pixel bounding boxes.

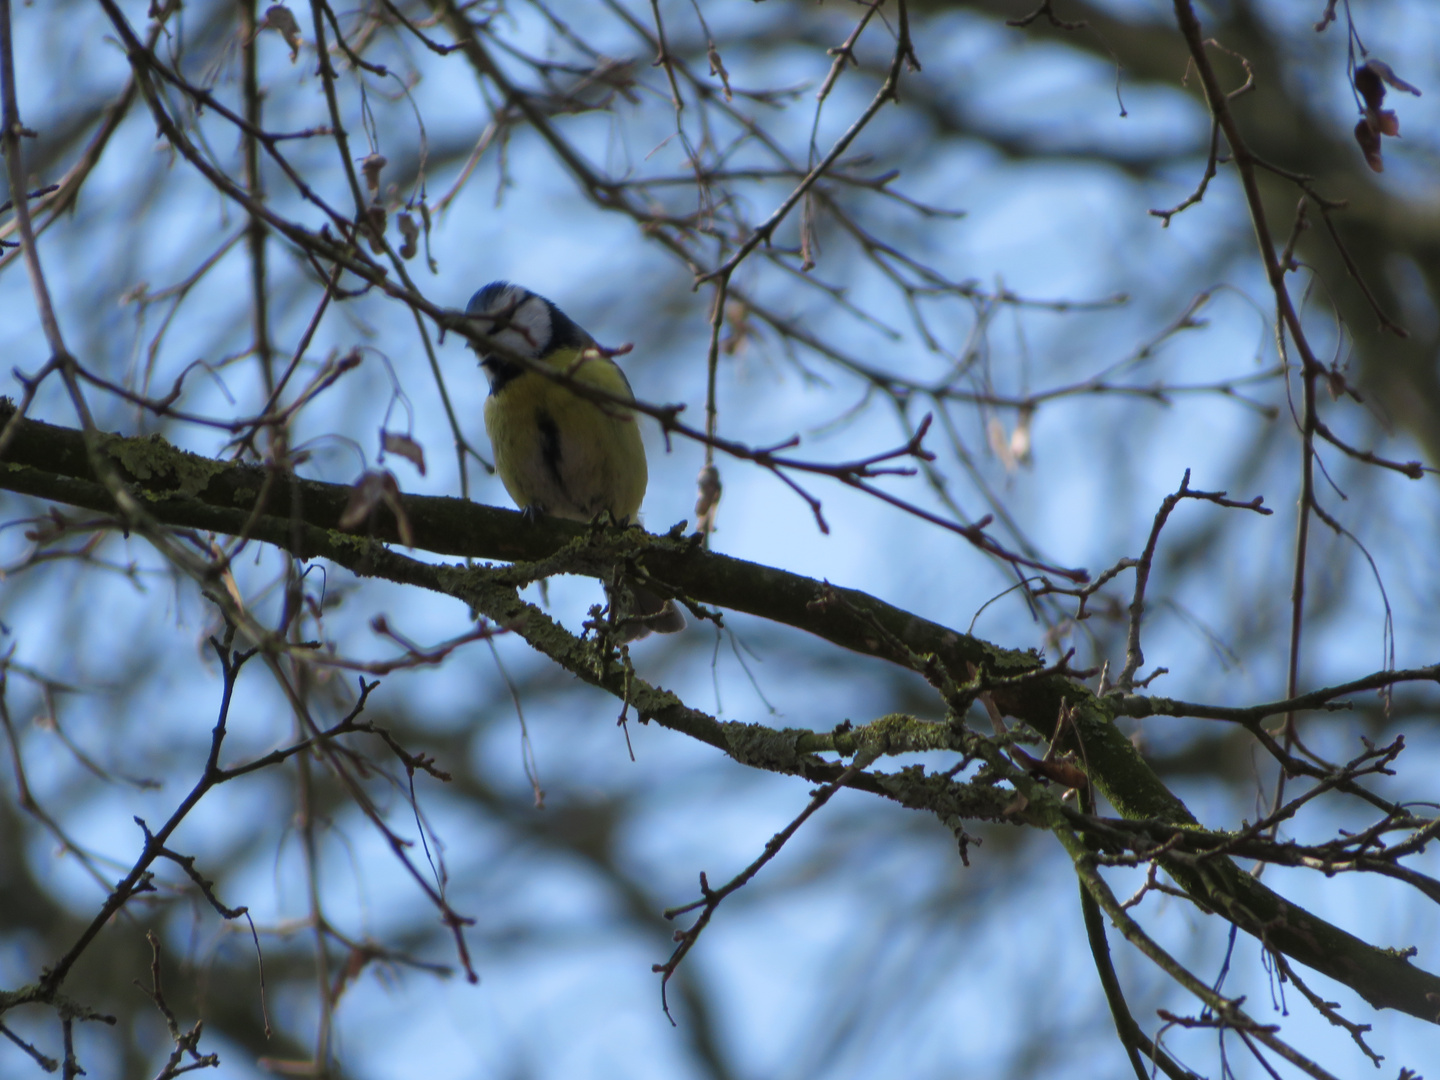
[479,290,552,358]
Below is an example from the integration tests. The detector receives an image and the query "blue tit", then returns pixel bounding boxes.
[465,281,685,639]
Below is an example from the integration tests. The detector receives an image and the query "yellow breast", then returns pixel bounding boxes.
[484,346,648,523]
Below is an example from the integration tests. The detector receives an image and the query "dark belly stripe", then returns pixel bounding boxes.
[536,409,568,503]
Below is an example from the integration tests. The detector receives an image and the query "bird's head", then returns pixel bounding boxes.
[464,281,594,390]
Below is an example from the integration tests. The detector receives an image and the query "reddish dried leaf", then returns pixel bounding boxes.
[381,430,427,476]
[397,211,419,259]
[1033,757,1089,790]
[1354,118,1384,172]
[339,471,391,531]
[1354,62,1386,113]
[1367,59,1422,97]
[259,5,302,62]
[381,479,414,547]
[340,470,414,546]
[360,153,387,198]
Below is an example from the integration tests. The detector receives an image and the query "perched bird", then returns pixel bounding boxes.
[465,281,685,639]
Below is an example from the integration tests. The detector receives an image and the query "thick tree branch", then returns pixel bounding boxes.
[0,400,1437,1023]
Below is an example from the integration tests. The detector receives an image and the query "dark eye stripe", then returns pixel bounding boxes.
[541,298,592,355]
